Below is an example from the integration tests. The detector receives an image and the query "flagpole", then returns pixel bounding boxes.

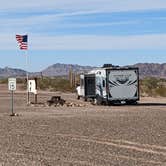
[26,47,29,105]
[16,34,29,105]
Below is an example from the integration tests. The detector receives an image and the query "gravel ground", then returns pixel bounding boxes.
[0,87,166,166]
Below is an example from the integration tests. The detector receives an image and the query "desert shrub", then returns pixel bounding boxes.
[142,77,158,89]
[155,85,166,97]
[0,76,75,92]
[37,77,75,92]
[0,78,8,84]
[0,78,25,84]
[140,77,166,97]
[37,77,51,90]
[16,78,25,84]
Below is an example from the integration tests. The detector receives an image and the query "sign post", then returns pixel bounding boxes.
[8,78,16,116]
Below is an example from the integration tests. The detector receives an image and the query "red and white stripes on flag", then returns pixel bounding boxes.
[16,34,28,50]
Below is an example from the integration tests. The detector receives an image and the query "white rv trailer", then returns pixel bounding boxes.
[78,66,139,105]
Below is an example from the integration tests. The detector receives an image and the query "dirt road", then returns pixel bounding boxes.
[0,86,166,165]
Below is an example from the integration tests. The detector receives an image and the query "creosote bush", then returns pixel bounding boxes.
[37,77,75,92]
[140,77,166,97]
[0,76,166,96]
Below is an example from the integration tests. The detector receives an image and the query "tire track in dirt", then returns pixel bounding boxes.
[55,133,166,155]
[6,132,165,165]
[54,133,166,165]
[0,149,162,166]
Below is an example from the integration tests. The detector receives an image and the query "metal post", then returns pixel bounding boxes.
[11,90,14,116]
[35,94,37,104]
[26,50,30,105]
[34,77,38,104]
[8,78,16,116]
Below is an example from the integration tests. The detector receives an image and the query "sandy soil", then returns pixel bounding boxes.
[0,84,166,166]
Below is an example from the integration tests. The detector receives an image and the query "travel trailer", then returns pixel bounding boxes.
[77,66,139,105]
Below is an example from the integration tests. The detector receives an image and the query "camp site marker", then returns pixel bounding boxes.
[28,79,37,104]
[8,78,16,116]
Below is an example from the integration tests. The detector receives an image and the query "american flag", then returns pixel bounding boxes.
[16,34,28,50]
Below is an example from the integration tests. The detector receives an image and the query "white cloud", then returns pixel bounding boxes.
[0,1,166,51]
[1,0,166,12]
[30,34,166,50]
[61,21,139,28]
[1,34,166,50]
[0,0,165,36]
[0,13,139,33]
[0,10,109,34]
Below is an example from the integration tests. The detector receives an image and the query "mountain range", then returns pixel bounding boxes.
[0,63,166,78]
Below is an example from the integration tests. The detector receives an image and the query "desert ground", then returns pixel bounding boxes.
[0,84,166,166]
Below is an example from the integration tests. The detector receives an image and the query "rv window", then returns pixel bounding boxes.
[103,80,105,87]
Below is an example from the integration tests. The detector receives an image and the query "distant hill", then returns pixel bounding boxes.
[0,63,166,78]
[41,63,166,78]
[0,67,26,78]
[131,63,166,78]
[41,63,95,77]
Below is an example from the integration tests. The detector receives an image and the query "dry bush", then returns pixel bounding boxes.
[140,77,166,97]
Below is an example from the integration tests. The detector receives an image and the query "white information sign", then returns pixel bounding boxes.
[28,80,36,93]
[8,78,16,91]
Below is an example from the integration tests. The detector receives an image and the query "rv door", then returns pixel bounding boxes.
[84,74,96,98]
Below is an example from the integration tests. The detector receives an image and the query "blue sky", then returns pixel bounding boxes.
[1,0,166,71]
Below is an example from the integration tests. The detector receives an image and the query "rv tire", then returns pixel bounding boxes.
[96,95,103,105]
[126,100,137,105]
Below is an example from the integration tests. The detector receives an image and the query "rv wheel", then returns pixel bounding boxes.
[126,100,137,105]
[96,95,103,105]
